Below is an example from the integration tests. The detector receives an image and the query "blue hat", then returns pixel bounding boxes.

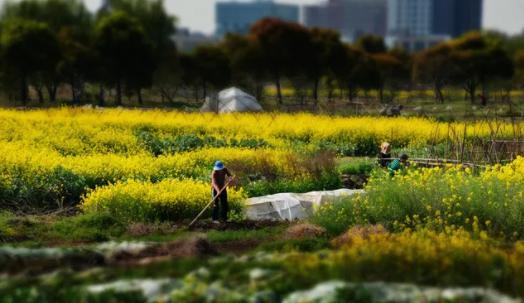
[213,160,225,171]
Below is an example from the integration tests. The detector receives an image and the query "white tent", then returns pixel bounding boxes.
[245,189,364,221]
[201,87,263,113]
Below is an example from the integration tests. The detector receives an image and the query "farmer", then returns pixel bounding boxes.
[211,160,233,223]
[388,153,409,177]
[378,142,392,168]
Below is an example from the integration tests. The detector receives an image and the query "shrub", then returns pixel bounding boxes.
[81,179,246,222]
[280,229,523,294]
[0,165,86,212]
[313,157,524,238]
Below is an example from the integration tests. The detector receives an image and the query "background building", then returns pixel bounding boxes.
[215,0,299,37]
[433,0,483,37]
[303,0,387,42]
[387,0,483,51]
[174,28,218,52]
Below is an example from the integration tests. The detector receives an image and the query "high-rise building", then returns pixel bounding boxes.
[387,0,433,36]
[303,0,387,42]
[174,28,218,52]
[433,0,483,37]
[215,0,299,37]
[387,0,483,51]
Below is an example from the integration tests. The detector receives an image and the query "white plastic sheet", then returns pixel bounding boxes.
[245,189,363,221]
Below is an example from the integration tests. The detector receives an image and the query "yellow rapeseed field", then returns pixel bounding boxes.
[0,108,522,153]
[1,108,522,221]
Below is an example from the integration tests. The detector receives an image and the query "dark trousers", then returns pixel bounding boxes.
[212,188,228,221]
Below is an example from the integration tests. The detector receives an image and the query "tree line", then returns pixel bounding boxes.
[1,0,524,107]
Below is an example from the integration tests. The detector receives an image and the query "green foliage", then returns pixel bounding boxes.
[1,0,93,38]
[516,48,524,83]
[206,226,284,243]
[260,237,330,252]
[356,35,386,54]
[309,199,359,235]
[337,158,375,175]
[94,11,154,104]
[313,163,524,238]
[51,212,125,241]
[0,166,86,211]
[100,0,176,56]
[250,18,314,103]
[449,32,515,104]
[135,128,269,156]
[0,18,61,102]
[317,136,380,157]
[244,171,341,197]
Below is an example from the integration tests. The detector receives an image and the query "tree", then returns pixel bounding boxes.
[192,45,231,100]
[153,49,180,104]
[250,18,313,104]
[178,53,199,101]
[413,43,453,103]
[99,0,176,56]
[56,28,95,104]
[1,0,94,102]
[308,28,346,103]
[100,0,176,104]
[355,35,408,102]
[333,45,365,102]
[94,12,154,105]
[388,47,412,95]
[222,34,268,101]
[0,19,61,104]
[1,0,92,37]
[356,35,387,54]
[370,53,402,102]
[449,32,514,105]
[516,48,524,86]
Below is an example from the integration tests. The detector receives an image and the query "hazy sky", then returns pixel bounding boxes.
[2,0,524,35]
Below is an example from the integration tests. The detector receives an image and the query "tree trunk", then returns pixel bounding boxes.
[193,86,199,102]
[379,86,385,103]
[70,79,84,104]
[464,80,477,104]
[115,80,122,106]
[255,82,263,103]
[99,84,105,106]
[327,87,334,103]
[70,82,77,104]
[481,80,488,106]
[36,86,45,104]
[137,88,143,105]
[202,81,207,101]
[20,76,28,105]
[348,86,357,102]
[275,75,283,105]
[160,88,175,104]
[312,78,319,105]
[46,83,57,103]
[434,81,444,104]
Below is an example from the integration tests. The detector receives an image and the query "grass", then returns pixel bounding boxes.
[336,157,377,175]
[206,226,285,243]
[0,211,291,254]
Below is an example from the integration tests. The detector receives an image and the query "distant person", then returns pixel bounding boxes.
[378,142,392,168]
[388,154,409,177]
[211,160,232,223]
